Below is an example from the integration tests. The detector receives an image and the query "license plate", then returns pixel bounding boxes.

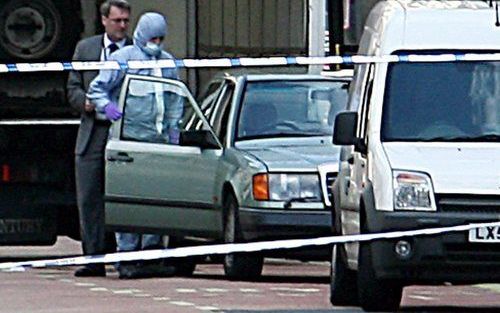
[468,226,500,243]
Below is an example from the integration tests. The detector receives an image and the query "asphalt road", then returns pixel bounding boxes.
[0,237,499,313]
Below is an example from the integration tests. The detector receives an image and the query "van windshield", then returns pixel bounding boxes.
[381,61,500,142]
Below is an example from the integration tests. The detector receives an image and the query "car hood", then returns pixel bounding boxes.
[236,137,340,172]
[383,142,500,194]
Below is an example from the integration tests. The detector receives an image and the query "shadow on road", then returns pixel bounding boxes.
[191,272,329,284]
[401,307,500,312]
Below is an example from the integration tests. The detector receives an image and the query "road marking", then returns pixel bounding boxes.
[170,301,195,306]
[153,297,170,301]
[176,288,197,293]
[277,293,307,297]
[408,295,435,301]
[270,287,320,293]
[75,282,96,287]
[239,288,260,293]
[112,289,141,294]
[90,287,109,292]
[133,293,151,298]
[196,306,222,311]
[203,288,228,293]
[476,284,500,293]
[59,278,74,283]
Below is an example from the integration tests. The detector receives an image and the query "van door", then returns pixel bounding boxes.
[105,75,223,237]
[343,63,374,265]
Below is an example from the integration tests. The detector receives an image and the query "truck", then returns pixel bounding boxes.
[0,0,373,246]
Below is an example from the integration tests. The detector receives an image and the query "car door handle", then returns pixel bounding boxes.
[107,152,134,163]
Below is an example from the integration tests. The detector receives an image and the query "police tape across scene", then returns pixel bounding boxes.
[0,221,499,271]
[2,53,500,73]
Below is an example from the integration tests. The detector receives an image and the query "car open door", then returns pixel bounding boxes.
[104,75,223,237]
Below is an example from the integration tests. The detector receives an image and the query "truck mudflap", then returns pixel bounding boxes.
[0,184,59,245]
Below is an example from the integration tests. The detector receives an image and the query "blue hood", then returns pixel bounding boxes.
[133,12,167,50]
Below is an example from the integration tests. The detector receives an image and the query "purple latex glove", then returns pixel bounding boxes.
[168,129,180,145]
[104,102,122,121]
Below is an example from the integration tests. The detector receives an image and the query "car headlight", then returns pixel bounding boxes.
[393,171,436,211]
[253,173,321,201]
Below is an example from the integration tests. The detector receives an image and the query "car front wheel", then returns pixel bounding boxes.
[223,193,263,280]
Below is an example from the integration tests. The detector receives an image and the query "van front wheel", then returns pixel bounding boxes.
[330,244,358,306]
[357,242,403,312]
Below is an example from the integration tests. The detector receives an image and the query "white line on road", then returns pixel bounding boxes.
[239,288,260,293]
[203,288,228,293]
[176,288,198,293]
[408,295,435,301]
[90,287,109,292]
[169,301,196,306]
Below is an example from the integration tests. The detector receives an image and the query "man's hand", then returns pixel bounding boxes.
[84,99,95,112]
[104,102,123,121]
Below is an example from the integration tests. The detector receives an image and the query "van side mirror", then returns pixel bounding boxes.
[333,112,368,154]
[333,112,358,145]
[179,130,220,149]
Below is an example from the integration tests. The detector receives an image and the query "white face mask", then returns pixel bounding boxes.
[144,41,162,56]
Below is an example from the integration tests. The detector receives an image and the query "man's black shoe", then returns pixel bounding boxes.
[74,265,106,277]
[118,263,177,279]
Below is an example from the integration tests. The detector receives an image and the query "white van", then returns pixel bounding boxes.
[330,1,500,312]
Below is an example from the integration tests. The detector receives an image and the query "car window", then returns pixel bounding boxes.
[120,77,212,145]
[198,80,224,122]
[212,82,235,144]
[236,80,349,140]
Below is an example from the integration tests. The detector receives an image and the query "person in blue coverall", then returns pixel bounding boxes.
[87,12,181,279]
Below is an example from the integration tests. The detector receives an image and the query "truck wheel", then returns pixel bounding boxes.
[0,0,81,61]
[223,193,263,281]
[357,242,403,312]
[330,244,358,306]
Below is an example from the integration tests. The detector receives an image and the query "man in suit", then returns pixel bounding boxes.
[66,0,132,277]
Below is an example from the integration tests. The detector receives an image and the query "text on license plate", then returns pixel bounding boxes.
[468,226,500,243]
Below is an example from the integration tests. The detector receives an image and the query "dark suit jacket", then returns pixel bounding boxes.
[66,34,132,155]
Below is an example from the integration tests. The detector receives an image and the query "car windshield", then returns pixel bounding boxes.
[382,61,500,142]
[236,80,348,140]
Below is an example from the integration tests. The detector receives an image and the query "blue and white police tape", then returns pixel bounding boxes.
[0,221,499,271]
[2,53,500,73]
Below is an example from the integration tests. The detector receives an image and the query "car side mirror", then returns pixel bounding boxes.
[179,130,220,149]
[333,112,358,145]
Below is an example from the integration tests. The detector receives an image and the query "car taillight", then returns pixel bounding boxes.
[2,164,10,182]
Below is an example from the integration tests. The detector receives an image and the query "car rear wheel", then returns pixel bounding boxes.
[357,241,403,312]
[330,244,358,306]
[223,193,263,280]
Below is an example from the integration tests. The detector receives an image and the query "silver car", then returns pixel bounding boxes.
[104,73,350,279]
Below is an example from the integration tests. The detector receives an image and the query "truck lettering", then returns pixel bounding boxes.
[0,219,43,234]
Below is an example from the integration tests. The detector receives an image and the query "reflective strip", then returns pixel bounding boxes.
[1,54,500,73]
[0,221,498,270]
[0,120,80,126]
